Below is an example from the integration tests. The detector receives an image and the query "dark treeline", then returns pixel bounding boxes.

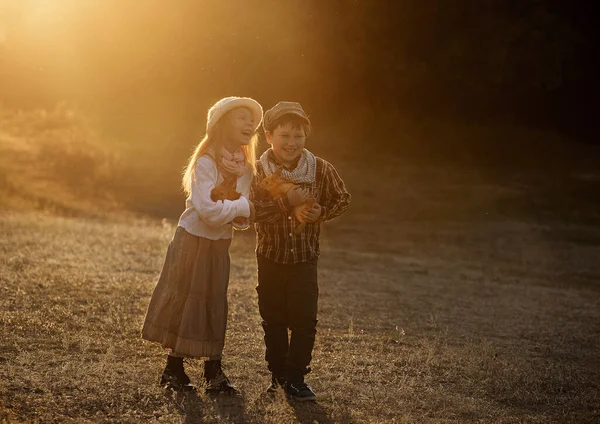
[1,0,597,144]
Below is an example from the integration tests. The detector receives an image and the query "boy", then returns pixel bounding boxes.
[250,101,351,401]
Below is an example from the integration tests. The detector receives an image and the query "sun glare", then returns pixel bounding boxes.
[1,0,105,41]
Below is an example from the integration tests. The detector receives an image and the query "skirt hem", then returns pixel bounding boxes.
[142,321,225,358]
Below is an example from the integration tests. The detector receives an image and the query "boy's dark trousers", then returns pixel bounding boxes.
[256,254,318,382]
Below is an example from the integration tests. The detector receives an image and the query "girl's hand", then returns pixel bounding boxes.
[287,186,310,206]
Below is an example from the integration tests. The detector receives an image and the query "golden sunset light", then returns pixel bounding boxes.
[1,1,599,422]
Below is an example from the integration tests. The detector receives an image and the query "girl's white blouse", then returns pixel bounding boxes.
[178,154,252,240]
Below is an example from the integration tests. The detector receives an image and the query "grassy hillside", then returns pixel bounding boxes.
[1,106,599,422]
[0,104,183,219]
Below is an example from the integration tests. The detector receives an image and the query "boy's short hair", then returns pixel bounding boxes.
[263,101,312,136]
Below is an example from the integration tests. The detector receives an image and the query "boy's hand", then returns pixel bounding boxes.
[287,186,310,206]
[301,203,322,223]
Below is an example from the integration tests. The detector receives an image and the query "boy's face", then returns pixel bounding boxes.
[222,107,255,146]
[266,122,307,167]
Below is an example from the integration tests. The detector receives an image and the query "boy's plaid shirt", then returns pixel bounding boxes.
[251,156,351,264]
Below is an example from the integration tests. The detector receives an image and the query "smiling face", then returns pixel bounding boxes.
[221,107,255,147]
[266,121,307,168]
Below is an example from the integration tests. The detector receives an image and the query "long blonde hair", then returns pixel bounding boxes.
[182,115,257,196]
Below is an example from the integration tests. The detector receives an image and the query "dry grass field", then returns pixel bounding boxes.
[1,107,599,423]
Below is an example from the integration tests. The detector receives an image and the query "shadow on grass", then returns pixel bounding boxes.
[209,393,254,424]
[164,390,207,424]
[287,398,337,424]
[166,391,255,424]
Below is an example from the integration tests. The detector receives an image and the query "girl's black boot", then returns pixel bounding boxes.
[160,355,196,392]
[204,359,239,395]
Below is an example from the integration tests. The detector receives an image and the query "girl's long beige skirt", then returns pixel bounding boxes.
[141,226,232,358]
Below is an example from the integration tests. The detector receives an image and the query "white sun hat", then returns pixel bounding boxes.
[206,96,263,132]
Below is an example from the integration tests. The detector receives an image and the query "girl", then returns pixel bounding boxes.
[142,97,263,394]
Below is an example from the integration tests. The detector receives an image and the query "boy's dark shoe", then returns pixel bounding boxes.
[160,356,196,392]
[285,381,316,402]
[204,360,239,396]
[266,375,286,393]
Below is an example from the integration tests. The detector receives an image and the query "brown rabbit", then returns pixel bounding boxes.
[260,168,314,234]
[211,177,246,225]
[211,177,241,202]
